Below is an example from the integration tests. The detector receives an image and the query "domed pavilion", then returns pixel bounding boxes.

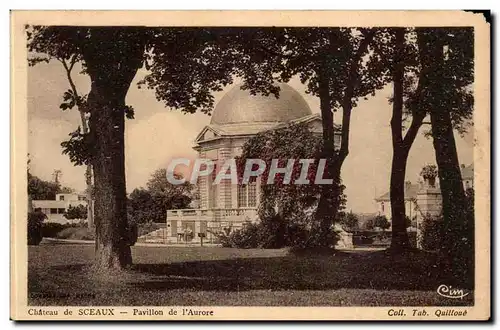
[165,83,340,243]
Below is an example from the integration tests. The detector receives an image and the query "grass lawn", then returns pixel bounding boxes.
[28,243,474,306]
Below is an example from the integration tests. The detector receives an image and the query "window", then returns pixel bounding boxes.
[59,195,65,201]
[78,196,86,201]
[57,208,66,214]
[248,183,257,207]
[208,160,218,208]
[238,183,257,208]
[50,208,57,214]
[224,189,232,208]
[237,185,248,207]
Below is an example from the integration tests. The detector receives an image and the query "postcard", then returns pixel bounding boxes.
[10,10,490,321]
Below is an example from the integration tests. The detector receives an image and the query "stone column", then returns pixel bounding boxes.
[198,150,209,209]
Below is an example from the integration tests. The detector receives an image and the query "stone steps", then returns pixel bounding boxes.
[137,228,169,243]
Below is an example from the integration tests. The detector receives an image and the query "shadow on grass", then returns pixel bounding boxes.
[125,250,471,293]
[29,249,473,294]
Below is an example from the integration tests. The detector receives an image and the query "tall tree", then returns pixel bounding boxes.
[375,28,426,251]
[28,26,147,271]
[82,27,146,270]
[415,28,474,270]
[29,27,243,270]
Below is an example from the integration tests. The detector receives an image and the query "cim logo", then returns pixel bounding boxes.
[437,285,470,299]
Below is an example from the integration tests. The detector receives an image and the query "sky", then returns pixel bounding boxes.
[28,61,474,213]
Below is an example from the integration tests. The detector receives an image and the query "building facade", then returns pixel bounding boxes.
[32,193,88,224]
[165,83,340,243]
[374,163,474,227]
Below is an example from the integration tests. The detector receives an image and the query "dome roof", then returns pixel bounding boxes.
[210,83,312,125]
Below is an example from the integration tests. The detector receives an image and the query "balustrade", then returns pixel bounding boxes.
[167,207,257,223]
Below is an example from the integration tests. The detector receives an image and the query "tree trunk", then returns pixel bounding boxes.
[430,109,467,247]
[89,92,131,270]
[418,28,468,261]
[314,70,336,247]
[82,28,145,271]
[389,149,411,250]
[85,165,94,228]
[387,28,430,252]
[312,31,376,248]
[389,28,411,251]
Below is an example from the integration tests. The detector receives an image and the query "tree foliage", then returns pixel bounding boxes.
[128,170,195,225]
[139,28,240,114]
[339,211,359,232]
[28,171,73,200]
[64,204,88,220]
[373,215,391,231]
[28,173,61,200]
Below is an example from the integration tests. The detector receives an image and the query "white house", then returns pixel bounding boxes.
[32,193,88,224]
[165,83,340,243]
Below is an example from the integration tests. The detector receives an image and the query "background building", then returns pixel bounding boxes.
[32,193,87,224]
[374,163,474,227]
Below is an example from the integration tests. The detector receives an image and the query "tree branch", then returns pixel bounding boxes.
[402,112,426,151]
[390,28,405,148]
[339,29,377,162]
[61,57,89,134]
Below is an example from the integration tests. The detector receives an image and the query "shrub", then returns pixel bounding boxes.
[290,225,339,251]
[221,217,340,250]
[339,212,359,232]
[56,226,95,240]
[208,224,234,246]
[41,222,67,238]
[63,204,87,221]
[419,214,444,251]
[222,222,262,249]
[443,188,475,283]
[28,211,45,245]
[373,215,390,231]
